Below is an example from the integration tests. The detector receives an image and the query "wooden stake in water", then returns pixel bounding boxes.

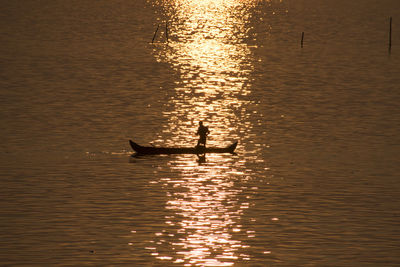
[152,24,160,44]
[165,22,169,43]
[389,17,392,54]
[301,32,304,48]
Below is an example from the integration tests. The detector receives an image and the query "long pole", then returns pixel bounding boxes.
[165,22,169,43]
[301,32,304,48]
[389,17,392,54]
[152,24,160,43]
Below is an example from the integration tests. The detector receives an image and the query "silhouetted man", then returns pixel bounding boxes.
[196,121,209,147]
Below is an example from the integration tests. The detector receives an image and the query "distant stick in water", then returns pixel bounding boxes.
[389,17,392,54]
[152,24,160,43]
[165,22,169,43]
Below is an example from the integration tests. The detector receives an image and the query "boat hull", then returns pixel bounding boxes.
[129,140,237,155]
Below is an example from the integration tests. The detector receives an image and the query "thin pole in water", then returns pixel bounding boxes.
[389,17,392,54]
[165,22,169,43]
[152,24,160,44]
[301,32,304,48]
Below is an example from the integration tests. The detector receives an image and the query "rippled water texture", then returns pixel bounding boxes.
[1,0,400,265]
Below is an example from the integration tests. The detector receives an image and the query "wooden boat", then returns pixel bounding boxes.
[129,140,237,155]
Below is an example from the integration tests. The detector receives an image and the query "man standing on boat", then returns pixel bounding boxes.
[196,121,210,147]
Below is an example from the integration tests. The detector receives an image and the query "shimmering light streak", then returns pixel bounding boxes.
[152,0,260,147]
[148,0,263,265]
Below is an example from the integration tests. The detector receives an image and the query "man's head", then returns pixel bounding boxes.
[199,121,203,126]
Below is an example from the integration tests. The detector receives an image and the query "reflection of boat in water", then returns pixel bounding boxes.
[129,140,237,155]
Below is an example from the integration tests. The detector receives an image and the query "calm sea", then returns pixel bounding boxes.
[1,0,399,265]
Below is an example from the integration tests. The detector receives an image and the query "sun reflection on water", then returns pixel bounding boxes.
[147,0,262,265]
[152,0,260,148]
[149,156,252,266]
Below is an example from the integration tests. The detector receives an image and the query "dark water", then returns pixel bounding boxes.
[1,0,400,265]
